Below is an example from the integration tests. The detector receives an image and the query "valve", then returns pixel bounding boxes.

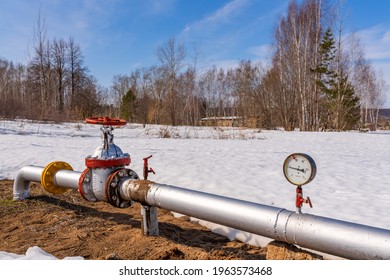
[296,186,313,213]
[143,155,155,180]
[84,116,131,167]
[78,116,139,206]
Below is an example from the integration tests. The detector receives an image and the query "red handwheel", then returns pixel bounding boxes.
[85,116,127,126]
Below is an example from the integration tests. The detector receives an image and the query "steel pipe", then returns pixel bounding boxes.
[119,179,390,260]
[13,165,81,200]
[13,165,390,260]
[13,165,44,200]
[53,170,82,190]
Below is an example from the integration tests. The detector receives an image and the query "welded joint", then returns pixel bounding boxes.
[273,209,294,243]
[121,180,154,205]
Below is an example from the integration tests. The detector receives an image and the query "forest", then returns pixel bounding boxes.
[0,0,387,131]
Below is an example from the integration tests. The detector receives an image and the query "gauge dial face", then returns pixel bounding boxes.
[283,153,316,186]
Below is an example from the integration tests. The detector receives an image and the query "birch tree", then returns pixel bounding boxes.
[156,37,185,126]
[267,0,327,130]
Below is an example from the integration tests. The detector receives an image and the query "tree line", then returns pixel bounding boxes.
[0,0,387,130]
[112,0,386,131]
[0,14,107,121]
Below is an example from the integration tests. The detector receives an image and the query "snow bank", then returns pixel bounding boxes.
[0,246,83,260]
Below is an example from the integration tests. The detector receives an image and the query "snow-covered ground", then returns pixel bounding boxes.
[1,119,390,259]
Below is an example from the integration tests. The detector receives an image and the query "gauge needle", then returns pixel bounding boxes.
[288,166,305,173]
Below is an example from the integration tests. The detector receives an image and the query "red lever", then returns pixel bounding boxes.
[85,116,127,126]
[306,196,313,208]
[143,155,155,180]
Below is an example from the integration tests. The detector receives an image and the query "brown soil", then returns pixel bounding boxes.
[0,180,322,260]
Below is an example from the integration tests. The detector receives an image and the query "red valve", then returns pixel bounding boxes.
[296,186,313,211]
[85,116,127,126]
[143,155,155,180]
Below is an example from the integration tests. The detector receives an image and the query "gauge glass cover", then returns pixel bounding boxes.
[283,153,316,186]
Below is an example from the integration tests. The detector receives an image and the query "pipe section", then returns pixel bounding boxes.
[119,179,390,260]
[53,170,82,190]
[13,165,44,200]
[13,165,81,200]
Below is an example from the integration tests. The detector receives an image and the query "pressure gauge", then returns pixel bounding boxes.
[283,153,316,186]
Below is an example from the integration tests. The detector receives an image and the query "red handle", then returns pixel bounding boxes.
[85,116,127,126]
[306,196,313,208]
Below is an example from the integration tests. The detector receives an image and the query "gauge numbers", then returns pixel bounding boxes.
[283,153,316,186]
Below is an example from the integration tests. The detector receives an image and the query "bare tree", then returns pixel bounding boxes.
[51,38,68,112]
[156,37,185,126]
[267,0,327,130]
[67,36,87,116]
[350,33,387,130]
[28,10,52,119]
[0,11,105,121]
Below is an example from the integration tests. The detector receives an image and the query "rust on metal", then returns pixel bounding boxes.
[129,180,154,205]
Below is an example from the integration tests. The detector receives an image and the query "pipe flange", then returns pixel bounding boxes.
[41,161,73,195]
[105,168,139,208]
[78,168,97,202]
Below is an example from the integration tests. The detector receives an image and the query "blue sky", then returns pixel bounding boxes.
[1,0,390,106]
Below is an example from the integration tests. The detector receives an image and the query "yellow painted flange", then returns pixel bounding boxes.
[41,161,73,195]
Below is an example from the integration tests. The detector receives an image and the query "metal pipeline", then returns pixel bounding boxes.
[13,165,44,200]
[13,164,81,200]
[13,164,390,259]
[119,179,390,260]
[52,169,81,189]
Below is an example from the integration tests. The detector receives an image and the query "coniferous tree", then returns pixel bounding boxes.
[313,27,360,130]
[120,89,137,122]
[313,28,336,91]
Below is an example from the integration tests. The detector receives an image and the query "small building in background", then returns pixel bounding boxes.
[200,116,242,127]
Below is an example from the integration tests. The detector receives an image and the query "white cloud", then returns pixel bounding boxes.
[206,59,240,70]
[358,25,390,60]
[357,25,390,107]
[248,44,272,60]
[183,0,250,35]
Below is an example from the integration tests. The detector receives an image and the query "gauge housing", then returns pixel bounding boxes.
[283,153,316,186]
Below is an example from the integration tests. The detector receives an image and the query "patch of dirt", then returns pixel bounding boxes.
[0,180,321,260]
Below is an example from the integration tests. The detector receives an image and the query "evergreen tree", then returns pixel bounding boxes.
[313,28,337,93]
[328,71,360,130]
[120,89,137,122]
[313,28,360,130]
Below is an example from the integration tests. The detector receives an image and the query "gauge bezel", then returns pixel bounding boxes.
[283,153,317,186]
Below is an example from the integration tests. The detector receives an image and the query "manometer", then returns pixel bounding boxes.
[283,153,316,186]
